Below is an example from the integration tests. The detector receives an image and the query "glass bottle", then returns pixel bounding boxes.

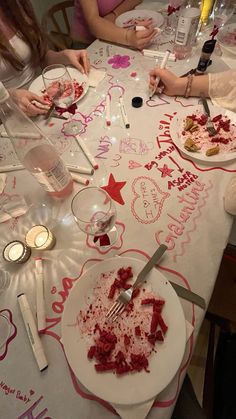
[195,39,216,74]
[0,82,73,199]
[173,0,201,59]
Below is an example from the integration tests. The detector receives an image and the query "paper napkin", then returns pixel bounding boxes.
[88,68,106,88]
[112,320,194,419]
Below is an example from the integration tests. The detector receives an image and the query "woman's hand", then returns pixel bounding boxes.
[9,89,49,116]
[61,49,90,75]
[149,68,184,96]
[127,21,158,50]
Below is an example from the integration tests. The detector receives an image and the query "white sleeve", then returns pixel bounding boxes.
[209,70,236,113]
[224,175,236,216]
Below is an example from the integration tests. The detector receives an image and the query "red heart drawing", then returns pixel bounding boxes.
[128,160,142,169]
[146,96,170,107]
[131,176,170,224]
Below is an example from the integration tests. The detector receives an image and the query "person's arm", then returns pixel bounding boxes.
[149,68,209,97]
[78,0,156,50]
[209,70,236,113]
[224,175,236,216]
[8,89,48,116]
[43,49,90,75]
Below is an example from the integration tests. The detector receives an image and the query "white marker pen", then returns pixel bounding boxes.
[75,135,99,170]
[66,164,94,175]
[71,173,89,186]
[17,293,48,371]
[105,94,111,127]
[149,50,171,99]
[119,97,130,129]
[0,164,24,173]
[35,257,46,333]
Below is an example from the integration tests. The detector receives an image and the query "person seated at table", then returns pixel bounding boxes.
[0,0,90,117]
[149,67,236,217]
[149,68,236,113]
[71,0,157,50]
[224,175,236,216]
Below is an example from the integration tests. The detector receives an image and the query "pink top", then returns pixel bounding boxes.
[71,0,124,42]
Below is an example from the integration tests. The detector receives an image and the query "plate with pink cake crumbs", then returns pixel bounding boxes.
[170,106,236,163]
[61,257,186,405]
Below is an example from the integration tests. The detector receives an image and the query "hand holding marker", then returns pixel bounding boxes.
[149,50,171,99]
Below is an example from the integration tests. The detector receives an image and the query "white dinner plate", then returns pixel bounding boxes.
[115,9,164,29]
[135,2,166,13]
[217,23,236,56]
[169,105,236,164]
[28,66,89,105]
[61,257,186,405]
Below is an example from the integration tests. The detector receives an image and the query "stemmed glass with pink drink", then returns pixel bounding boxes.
[71,187,118,248]
[165,0,185,34]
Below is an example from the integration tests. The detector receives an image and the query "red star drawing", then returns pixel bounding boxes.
[158,164,174,178]
[102,173,126,205]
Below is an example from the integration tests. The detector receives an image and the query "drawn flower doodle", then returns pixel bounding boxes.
[108,54,131,69]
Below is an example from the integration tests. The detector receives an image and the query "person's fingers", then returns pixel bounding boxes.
[71,56,84,73]
[28,93,49,105]
[23,101,47,116]
[78,50,90,75]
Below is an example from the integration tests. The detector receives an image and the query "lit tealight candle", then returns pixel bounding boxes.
[25,225,56,250]
[3,240,31,264]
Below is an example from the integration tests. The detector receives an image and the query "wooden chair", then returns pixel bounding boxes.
[42,1,74,51]
[202,243,236,419]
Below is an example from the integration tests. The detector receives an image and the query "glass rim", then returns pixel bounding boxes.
[42,64,68,81]
[71,187,112,223]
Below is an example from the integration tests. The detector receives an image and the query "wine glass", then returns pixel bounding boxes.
[165,0,184,35]
[42,64,75,109]
[212,0,236,29]
[71,187,117,247]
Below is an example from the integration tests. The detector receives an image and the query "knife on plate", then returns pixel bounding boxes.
[169,281,206,309]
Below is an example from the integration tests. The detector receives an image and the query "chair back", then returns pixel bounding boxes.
[42,0,74,51]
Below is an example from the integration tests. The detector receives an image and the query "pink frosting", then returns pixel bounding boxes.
[71,0,124,42]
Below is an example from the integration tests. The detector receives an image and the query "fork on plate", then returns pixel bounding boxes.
[106,244,167,321]
[201,96,217,136]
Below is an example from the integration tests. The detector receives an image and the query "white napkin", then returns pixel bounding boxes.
[0,174,6,194]
[112,320,194,419]
[88,68,106,88]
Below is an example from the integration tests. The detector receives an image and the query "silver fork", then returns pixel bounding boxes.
[106,244,167,321]
[201,96,217,136]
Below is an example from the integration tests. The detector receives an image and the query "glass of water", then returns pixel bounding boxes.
[42,64,75,109]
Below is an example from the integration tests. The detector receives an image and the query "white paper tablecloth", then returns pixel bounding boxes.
[0,35,235,419]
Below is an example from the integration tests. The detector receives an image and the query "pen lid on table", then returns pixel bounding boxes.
[132,97,143,108]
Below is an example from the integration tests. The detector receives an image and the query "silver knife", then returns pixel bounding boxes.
[134,244,168,288]
[44,103,55,124]
[169,281,206,309]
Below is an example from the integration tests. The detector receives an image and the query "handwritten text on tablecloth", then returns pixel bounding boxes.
[131,176,170,224]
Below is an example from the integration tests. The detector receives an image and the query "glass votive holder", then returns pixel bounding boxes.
[3,240,31,264]
[25,225,56,250]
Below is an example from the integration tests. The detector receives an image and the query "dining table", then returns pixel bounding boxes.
[0,4,236,418]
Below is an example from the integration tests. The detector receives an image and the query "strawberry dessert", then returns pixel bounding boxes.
[42,79,84,105]
[181,112,236,156]
[76,266,168,375]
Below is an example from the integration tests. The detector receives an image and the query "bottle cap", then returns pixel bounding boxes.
[202,39,216,54]
[0,82,9,104]
[132,97,143,108]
